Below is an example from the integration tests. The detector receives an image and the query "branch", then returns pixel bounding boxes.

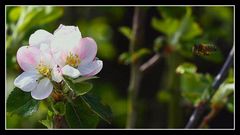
[185,47,234,128]
[140,53,162,73]
[126,7,146,128]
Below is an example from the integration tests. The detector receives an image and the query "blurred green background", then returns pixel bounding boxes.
[6,6,234,128]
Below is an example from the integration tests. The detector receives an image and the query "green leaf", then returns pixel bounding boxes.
[211,83,234,107]
[179,69,213,105]
[16,7,63,34]
[7,87,39,117]
[119,51,151,73]
[132,48,151,63]
[71,76,99,83]
[181,21,202,41]
[118,52,131,65]
[9,7,22,22]
[36,7,63,25]
[153,36,165,52]
[40,110,53,128]
[226,95,233,113]
[176,62,197,74]
[119,26,132,40]
[134,48,151,58]
[81,94,112,123]
[63,76,93,96]
[225,68,234,83]
[157,7,186,19]
[152,17,180,37]
[170,8,192,45]
[153,7,202,45]
[52,102,66,116]
[65,98,99,128]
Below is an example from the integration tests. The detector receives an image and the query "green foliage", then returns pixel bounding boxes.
[65,98,99,128]
[119,26,132,40]
[52,102,66,116]
[119,48,151,65]
[153,36,165,52]
[226,96,233,113]
[7,7,63,49]
[200,49,224,63]
[170,8,202,45]
[92,82,127,127]
[211,68,234,110]
[211,83,234,107]
[152,7,202,46]
[176,63,213,106]
[9,7,22,22]
[71,76,99,83]
[132,48,151,62]
[7,87,40,117]
[119,52,131,65]
[157,7,186,19]
[152,17,180,37]
[81,93,112,123]
[15,7,63,34]
[199,7,233,43]
[63,76,93,96]
[176,62,197,74]
[39,110,53,128]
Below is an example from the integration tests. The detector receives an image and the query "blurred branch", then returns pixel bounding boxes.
[198,89,232,129]
[126,7,146,128]
[185,47,234,128]
[140,53,162,73]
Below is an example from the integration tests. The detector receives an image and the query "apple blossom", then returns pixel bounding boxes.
[51,24,103,78]
[14,46,57,100]
[14,24,103,100]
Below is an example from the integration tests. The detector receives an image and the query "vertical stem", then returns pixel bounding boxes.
[165,52,183,128]
[126,7,146,128]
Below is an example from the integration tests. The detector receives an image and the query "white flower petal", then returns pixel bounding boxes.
[78,60,103,76]
[73,37,97,65]
[51,65,63,83]
[51,50,67,68]
[31,78,53,100]
[14,70,40,92]
[62,65,80,78]
[29,29,53,48]
[16,46,41,71]
[39,43,51,52]
[54,24,82,39]
[51,24,82,52]
[39,51,55,68]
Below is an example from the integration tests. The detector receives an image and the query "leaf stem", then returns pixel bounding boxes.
[185,47,234,128]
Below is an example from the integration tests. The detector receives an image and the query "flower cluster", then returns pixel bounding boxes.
[14,24,103,100]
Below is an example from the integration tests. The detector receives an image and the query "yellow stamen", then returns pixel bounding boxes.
[36,63,51,78]
[66,52,80,67]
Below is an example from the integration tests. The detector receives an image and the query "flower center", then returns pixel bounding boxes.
[36,63,51,78]
[66,52,80,67]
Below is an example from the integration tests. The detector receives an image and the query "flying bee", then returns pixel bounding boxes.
[192,43,217,56]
